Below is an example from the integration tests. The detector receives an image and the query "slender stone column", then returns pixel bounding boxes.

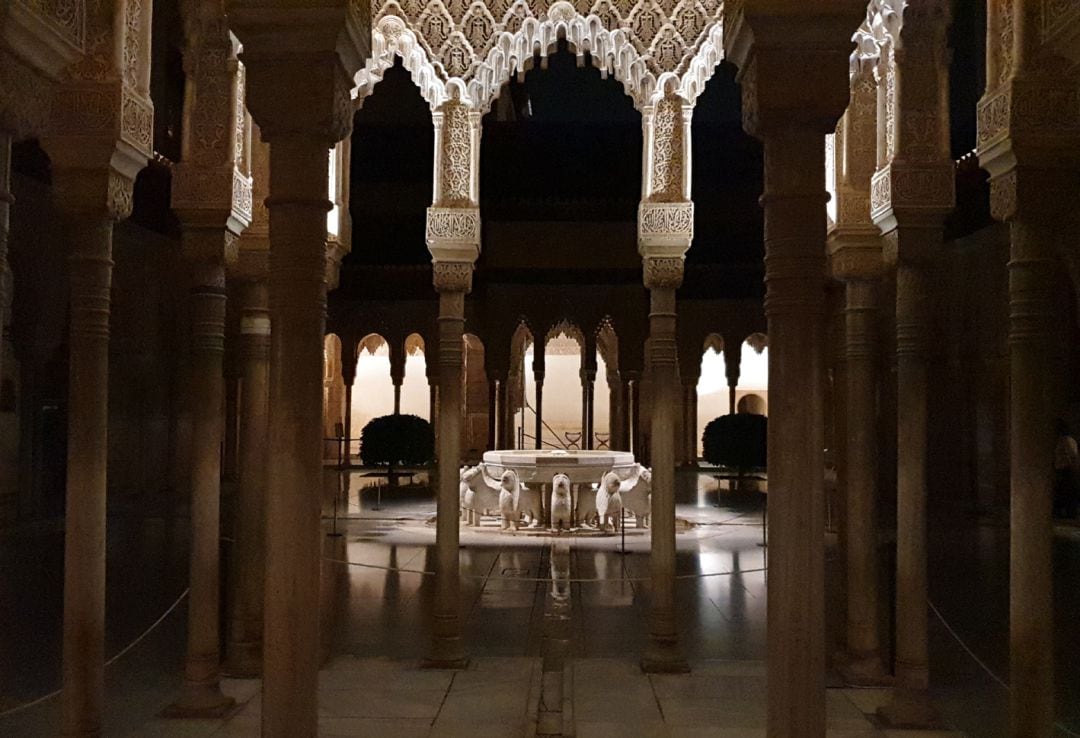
[581,369,596,450]
[427,266,471,667]
[626,372,641,457]
[640,264,687,672]
[54,185,122,738]
[636,82,695,671]
[842,280,884,676]
[682,380,699,463]
[0,132,10,391]
[497,375,511,449]
[423,87,481,666]
[225,280,269,676]
[487,379,498,449]
[43,2,153,731]
[762,129,831,731]
[168,253,235,715]
[978,1,1080,725]
[869,2,953,724]
[608,371,623,451]
[166,19,251,711]
[534,373,545,449]
[723,342,741,414]
[533,342,546,449]
[233,5,365,723]
[725,4,865,729]
[390,340,405,414]
[828,59,886,685]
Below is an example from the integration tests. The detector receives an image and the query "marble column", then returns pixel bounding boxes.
[0,132,10,393]
[225,280,269,676]
[978,1,1080,726]
[683,380,699,463]
[726,3,865,727]
[868,2,953,724]
[760,129,830,731]
[828,59,886,684]
[841,280,884,679]
[487,379,498,449]
[640,262,687,672]
[533,342,546,449]
[43,3,153,730]
[391,340,405,415]
[500,376,513,449]
[534,371,545,449]
[608,370,623,451]
[53,178,125,738]
[342,354,356,460]
[233,5,365,726]
[169,252,235,715]
[581,369,595,450]
[636,84,694,672]
[166,23,251,712]
[427,265,471,667]
[724,342,741,414]
[626,372,641,457]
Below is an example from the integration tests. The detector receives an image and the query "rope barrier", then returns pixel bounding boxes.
[319,555,766,584]
[0,588,190,719]
[929,599,1080,738]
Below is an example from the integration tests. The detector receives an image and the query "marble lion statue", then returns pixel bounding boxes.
[550,473,573,532]
[498,469,521,532]
[460,465,500,526]
[596,471,624,532]
[621,465,652,528]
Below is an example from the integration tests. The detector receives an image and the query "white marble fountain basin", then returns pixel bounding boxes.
[481,449,638,485]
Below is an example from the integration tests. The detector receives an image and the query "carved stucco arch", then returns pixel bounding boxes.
[354,1,727,113]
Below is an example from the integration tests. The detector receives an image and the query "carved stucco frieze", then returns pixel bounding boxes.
[173,3,252,237]
[42,0,152,212]
[0,49,52,136]
[356,0,726,112]
[870,163,954,219]
[14,0,87,52]
[647,93,687,203]
[977,82,1080,153]
[437,99,474,207]
[638,200,694,255]
[432,260,474,293]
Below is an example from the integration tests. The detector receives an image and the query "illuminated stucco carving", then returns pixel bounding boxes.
[354,0,726,111]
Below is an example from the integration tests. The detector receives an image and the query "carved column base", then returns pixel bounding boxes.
[641,640,690,674]
[162,687,236,719]
[877,689,940,729]
[835,650,890,687]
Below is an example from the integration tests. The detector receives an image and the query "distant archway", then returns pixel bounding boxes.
[401,333,430,419]
[350,334,395,455]
[697,333,728,449]
[736,334,769,416]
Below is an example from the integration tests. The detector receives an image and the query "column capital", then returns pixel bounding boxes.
[230,0,370,145]
[642,256,685,291]
[432,260,474,294]
[828,230,884,282]
[724,0,867,138]
[978,73,1080,220]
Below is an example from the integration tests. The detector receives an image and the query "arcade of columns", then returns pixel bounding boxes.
[1,0,1078,736]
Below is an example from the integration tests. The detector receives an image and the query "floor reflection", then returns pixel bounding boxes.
[2,470,1080,736]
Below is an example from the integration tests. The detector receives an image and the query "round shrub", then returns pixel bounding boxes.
[359,414,435,469]
[702,413,767,473]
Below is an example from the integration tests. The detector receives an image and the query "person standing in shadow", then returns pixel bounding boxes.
[1054,419,1080,519]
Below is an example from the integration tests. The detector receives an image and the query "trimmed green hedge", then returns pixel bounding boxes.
[359,414,435,468]
[702,413,767,473]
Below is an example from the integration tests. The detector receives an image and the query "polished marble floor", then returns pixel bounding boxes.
[0,470,1077,735]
